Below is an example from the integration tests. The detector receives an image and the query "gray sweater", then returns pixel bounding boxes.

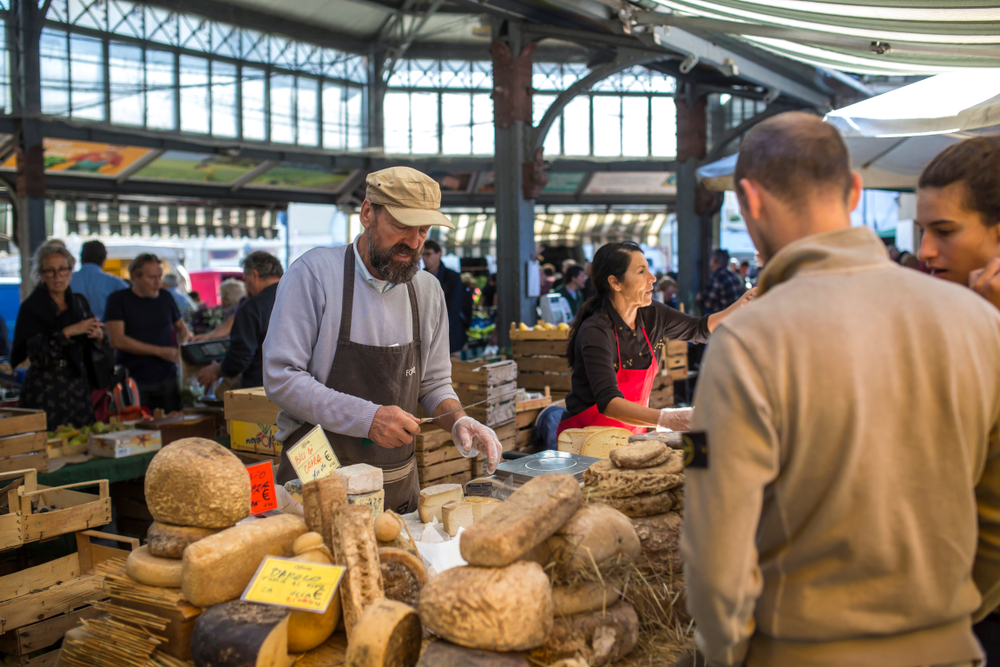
[263,241,459,441]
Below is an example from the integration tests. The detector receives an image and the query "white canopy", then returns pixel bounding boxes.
[698,69,1000,191]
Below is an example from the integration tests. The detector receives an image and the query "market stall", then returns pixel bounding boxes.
[36,423,690,667]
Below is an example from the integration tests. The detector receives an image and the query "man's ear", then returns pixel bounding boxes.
[738,178,763,221]
[360,199,374,231]
[847,172,863,212]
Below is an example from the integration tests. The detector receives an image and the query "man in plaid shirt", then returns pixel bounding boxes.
[698,248,747,315]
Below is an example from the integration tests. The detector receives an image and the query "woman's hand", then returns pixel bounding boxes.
[970,258,1000,312]
[62,317,101,339]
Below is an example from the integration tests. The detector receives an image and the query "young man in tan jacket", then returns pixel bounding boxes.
[682,112,1000,667]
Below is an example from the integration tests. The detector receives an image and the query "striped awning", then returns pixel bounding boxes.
[345,210,670,255]
[645,0,1000,75]
[65,201,280,239]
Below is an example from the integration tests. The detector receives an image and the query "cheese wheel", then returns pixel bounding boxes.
[631,511,682,554]
[419,561,553,652]
[546,503,640,580]
[442,501,474,537]
[418,484,463,524]
[292,531,325,555]
[374,512,401,542]
[609,441,668,469]
[379,547,427,608]
[556,428,592,455]
[147,521,220,559]
[416,642,531,667]
[191,601,291,667]
[145,438,251,529]
[126,545,183,588]
[579,428,632,459]
[465,497,501,522]
[529,603,639,667]
[460,474,582,568]
[602,488,675,518]
[288,534,340,653]
[552,581,623,617]
[344,600,422,667]
[581,456,684,498]
[334,463,383,495]
[182,514,308,608]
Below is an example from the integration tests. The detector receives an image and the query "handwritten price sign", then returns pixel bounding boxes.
[241,555,345,613]
[247,462,277,515]
[286,425,341,481]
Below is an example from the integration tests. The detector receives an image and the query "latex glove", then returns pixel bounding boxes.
[452,416,502,474]
[657,407,693,432]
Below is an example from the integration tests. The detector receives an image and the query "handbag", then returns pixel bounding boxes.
[74,294,117,390]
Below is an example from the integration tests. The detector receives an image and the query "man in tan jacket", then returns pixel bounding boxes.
[682,112,1000,667]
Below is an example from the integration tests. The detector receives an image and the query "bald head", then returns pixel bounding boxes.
[735,111,853,211]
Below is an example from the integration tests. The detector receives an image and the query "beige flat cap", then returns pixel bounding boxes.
[365,167,455,229]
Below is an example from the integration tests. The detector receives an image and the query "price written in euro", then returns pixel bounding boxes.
[246,462,277,515]
[242,555,345,613]
[286,425,341,481]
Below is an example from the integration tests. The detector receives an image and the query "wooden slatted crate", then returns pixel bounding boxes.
[665,339,689,380]
[514,390,552,453]
[415,425,470,488]
[0,409,49,475]
[512,324,573,399]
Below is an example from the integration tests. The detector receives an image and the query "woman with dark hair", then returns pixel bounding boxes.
[12,242,105,427]
[559,242,754,434]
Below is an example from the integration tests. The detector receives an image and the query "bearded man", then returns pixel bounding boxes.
[265,167,501,512]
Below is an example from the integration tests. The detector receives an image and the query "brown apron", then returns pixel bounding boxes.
[275,249,422,513]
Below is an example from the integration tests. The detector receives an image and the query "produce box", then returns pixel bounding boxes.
[0,469,32,550]
[513,323,573,397]
[225,388,282,456]
[136,414,215,445]
[415,424,470,488]
[88,429,162,459]
[515,390,551,453]
[0,432,48,474]
[16,474,111,544]
[0,409,47,438]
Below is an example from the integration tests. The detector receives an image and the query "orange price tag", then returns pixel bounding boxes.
[247,462,277,514]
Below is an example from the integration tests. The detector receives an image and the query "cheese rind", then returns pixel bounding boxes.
[344,599,422,667]
[126,545,183,588]
[546,503,641,580]
[609,441,668,469]
[460,474,582,568]
[419,561,553,651]
[147,521,220,559]
[529,602,639,667]
[191,601,291,667]
[418,483,463,524]
[348,489,385,519]
[332,504,385,641]
[552,581,623,617]
[379,547,427,608]
[580,428,632,459]
[465,497,501,522]
[145,437,252,529]
[182,514,308,608]
[288,533,340,653]
[333,463,384,495]
[442,501,474,537]
[374,512,401,542]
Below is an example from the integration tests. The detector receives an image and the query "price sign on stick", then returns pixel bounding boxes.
[286,425,341,481]
[242,555,345,613]
[247,462,277,514]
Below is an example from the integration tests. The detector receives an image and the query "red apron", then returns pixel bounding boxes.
[558,325,658,436]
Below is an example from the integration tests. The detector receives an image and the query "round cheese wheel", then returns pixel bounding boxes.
[374,512,401,542]
[126,545,183,588]
[546,503,641,580]
[379,547,427,608]
[293,532,325,555]
[147,521,220,559]
[552,581,623,617]
[145,438,251,529]
[345,599,421,667]
[191,601,290,667]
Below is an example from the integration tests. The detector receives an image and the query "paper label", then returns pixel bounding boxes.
[231,421,279,455]
[348,489,385,519]
[247,462,277,515]
[286,425,341,481]
[241,555,345,614]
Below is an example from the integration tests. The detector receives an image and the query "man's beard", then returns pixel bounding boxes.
[368,225,421,284]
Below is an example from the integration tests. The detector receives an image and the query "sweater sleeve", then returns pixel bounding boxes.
[651,300,711,344]
[682,325,780,666]
[220,299,258,379]
[263,259,380,440]
[973,416,1000,622]
[419,280,460,417]
[578,321,624,413]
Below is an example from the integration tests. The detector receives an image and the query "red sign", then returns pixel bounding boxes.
[247,462,277,515]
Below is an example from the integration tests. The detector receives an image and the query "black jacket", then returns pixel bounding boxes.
[432,265,471,354]
[221,282,278,388]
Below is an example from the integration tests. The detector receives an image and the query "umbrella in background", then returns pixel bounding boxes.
[698,69,1000,191]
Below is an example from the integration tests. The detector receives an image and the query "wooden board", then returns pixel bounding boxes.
[417,457,471,483]
[453,380,518,405]
[516,394,552,412]
[420,470,472,489]
[511,340,568,356]
[667,355,688,370]
[223,387,282,424]
[19,648,61,667]
[464,400,516,427]
[0,411,47,439]
[416,443,462,467]
[0,433,47,458]
[295,631,347,666]
[20,482,111,543]
[0,574,103,633]
[517,372,573,392]
[493,421,517,440]
[666,340,687,355]
[669,366,689,381]
[0,554,79,604]
[508,325,570,341]
[516,408,542,430]
[0,605,101,656]
[513,356,570,373]
[0,451,48,475]
[516,428,531,449]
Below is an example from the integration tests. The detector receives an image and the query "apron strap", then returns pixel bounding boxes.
[339,244,357,344]
[406,281,421,346]
[382,457,416,485]
[641,327,655,357]
[614,327,622,370]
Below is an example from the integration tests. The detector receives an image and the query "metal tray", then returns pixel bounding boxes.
[495,450,600,486]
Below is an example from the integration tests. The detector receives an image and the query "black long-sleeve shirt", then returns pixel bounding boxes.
[221,282,278,388]
[563,300,710,420]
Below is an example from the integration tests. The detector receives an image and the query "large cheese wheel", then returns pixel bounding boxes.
[460,474,582,568]
[579,428,632,459]
[529,602,639,667]
[126,545,183,588]
[416,641,531,667]
[631,511,682,554]
[379,547,427,608]
[182,514,308,608]
[344,600,421,667]
[608,440,668,469]
[581,456,684,498]
[552,581,622,617]
[419,561,553,652]
[147,521,220,559]
[546,503,640,580]
[145,438,251,529]
[191,601,291,667]
[288,532,340,653]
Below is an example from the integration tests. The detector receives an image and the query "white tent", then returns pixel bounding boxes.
[697,69,1000,191]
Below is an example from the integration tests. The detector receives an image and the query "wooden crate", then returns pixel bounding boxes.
[0,432,48,475]
[0,530,137,635]
[415,425,453,452]
[0,605,100,666]
[18,478,111,544]
[464,400,516,427]
[453,380,518,405]
[0,410,47,439]
[451,360,518,387]
[418,457,472,485]
[514,392,550,453]
[509,325,571,341]
[223,387,282,424]
[0,468,34,551]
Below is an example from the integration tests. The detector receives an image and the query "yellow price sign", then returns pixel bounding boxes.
[286,425,341,481]
[241,555,345,614]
